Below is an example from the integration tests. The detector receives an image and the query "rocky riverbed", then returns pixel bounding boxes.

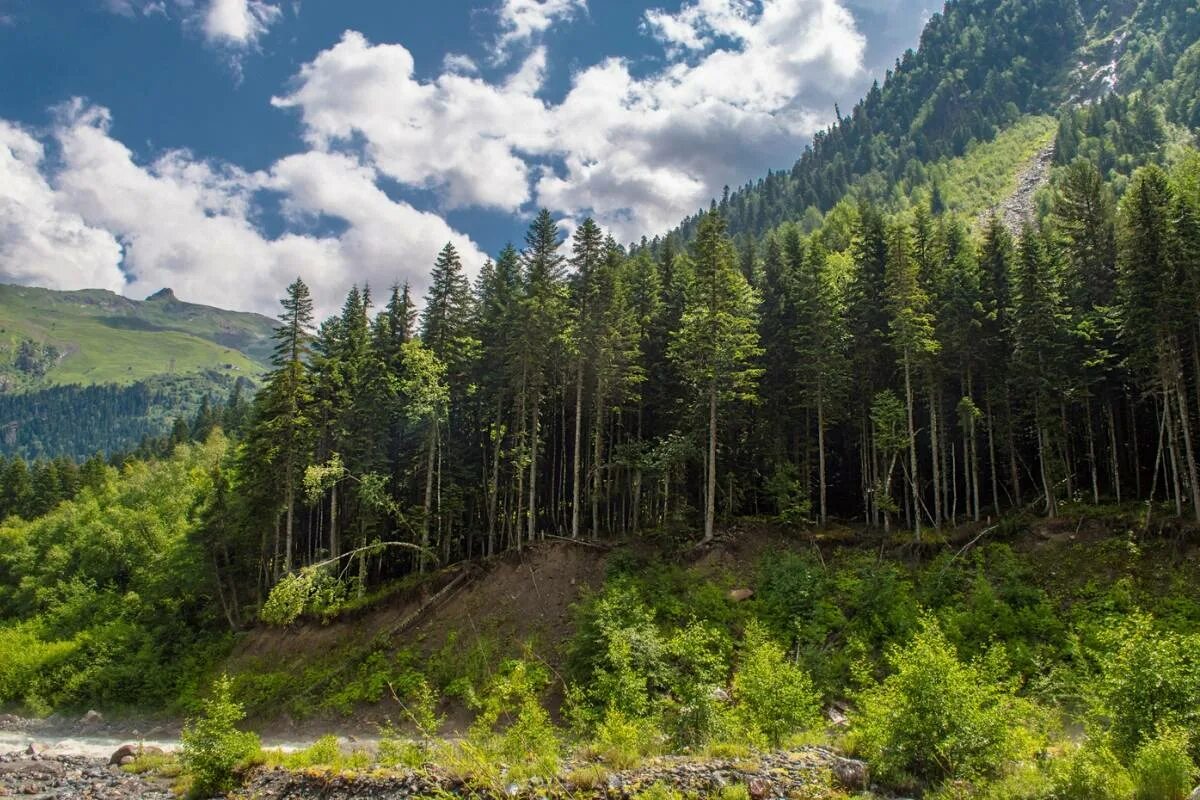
[0,752,174,799]
[240,748,869,799]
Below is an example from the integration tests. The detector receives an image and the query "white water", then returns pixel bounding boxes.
[0,729,178,760]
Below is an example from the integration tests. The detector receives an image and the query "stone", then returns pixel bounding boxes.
[108,744,163,765]
[747,777,771,800]
[829,756,868,791]
[21,745,45,757]
[79,710,103,726]
[1188,786,1200,800]
[118,756,135,766]
[727,588,754,602]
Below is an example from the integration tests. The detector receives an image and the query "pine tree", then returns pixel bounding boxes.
[669,211,763,543]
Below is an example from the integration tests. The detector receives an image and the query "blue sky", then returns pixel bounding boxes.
[0,0,934,316]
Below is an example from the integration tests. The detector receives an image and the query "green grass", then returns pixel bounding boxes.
[926,114,1059,217]
[0,284,274,389]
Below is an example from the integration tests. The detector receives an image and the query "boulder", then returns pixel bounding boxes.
[23,743,47,756]
[109,744,163,765]
[747,777,771,800]
[727,588,754,602]
[829,756,869,791]
[79,710,103,726]
[1188,786,1200,800]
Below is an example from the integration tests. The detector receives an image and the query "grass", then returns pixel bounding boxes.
[924,114,1059,218]
[0,284,273,389]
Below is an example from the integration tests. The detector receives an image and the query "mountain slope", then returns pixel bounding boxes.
[0,285,275,391]
[0,285,274,459]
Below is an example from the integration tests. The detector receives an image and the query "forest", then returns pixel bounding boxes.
[1,0,1200,797]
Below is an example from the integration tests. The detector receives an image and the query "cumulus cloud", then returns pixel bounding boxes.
[0,120,126,291]
[0,101,486,316]
[277,0,865,241]
[495,0,586,57]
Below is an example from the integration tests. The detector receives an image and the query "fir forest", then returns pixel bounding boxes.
[2,0,1200,798]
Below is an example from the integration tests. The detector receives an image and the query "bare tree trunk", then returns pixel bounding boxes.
[1163,381,1184,517]
[420,422,437,572]
[528,389,542,544]
[1106,399,1121,504]
[929,383,941,528]
[284,483,294,575]
[592,379,606,539]
[704,383,718,543]
[986,397,999,515]
[817,385,827,525]
[1085,397,1100,505]
[330,484,339,562]
[1038,421,1057,518]
[904,351,922,541]
[571,363,583,539]
[1172,346,1200,522]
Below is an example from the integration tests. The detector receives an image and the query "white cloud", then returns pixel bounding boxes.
[0,101,486,316]
[102,0,282,49]
[277,0,865,241]
[442,53,479,75]
[273,31,550,213]
[495,0,586,57]
[201,0,281,46]
[0,120,126,291]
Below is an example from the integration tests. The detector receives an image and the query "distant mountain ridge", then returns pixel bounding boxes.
[0,284,276,459]
[0,283,276,391]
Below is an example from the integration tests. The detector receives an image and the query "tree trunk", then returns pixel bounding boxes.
[420,422,437,572]
[330,483,339,562]
[817,386,827,526]
[284,482,294,575]
[1037,420,1057,518]
[903,351,922,540]
[704,383,718,543]
[571,362,584,539]
[528,390,542,544]
[591,379,606,540]
[1172,347,1200,522]
[929,382,941,528]
[1085,397,1100,505]
[986,397,999,515]
[1106,399,1121,504]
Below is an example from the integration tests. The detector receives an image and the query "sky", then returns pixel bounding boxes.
[0,0,936,318]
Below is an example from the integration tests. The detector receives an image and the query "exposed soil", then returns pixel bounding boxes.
[975,141,1056,234]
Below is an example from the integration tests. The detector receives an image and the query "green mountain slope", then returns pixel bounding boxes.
[0,285,275,391]
[0,285,275,459]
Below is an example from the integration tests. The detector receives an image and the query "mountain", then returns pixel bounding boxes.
[664,0,1200,245]
[0,285,275,459]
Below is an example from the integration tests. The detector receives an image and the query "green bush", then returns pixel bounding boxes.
[589,707,662,769]
[468,659,560,784]
[1048,740,1133,800]
[180,674,260,797]
[731,622,820,747]
[1093,614,1200,759]
[853,618,1023,787]
[1131,728,1196,800]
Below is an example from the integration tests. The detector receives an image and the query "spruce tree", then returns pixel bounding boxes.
[669,211,763,543]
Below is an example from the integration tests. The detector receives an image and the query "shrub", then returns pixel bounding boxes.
[180,674,260,797]
[731,622,821,748]
[468,659,560,784]
[1092,614,1200,759]
[853,618,1021,787]
[1048,740,1133,800]
[589,707,662,769]
[1131,728,1196,800]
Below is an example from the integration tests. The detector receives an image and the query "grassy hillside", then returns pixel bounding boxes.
[0,285,274,391]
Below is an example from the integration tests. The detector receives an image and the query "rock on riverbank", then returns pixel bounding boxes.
[0,752,173,799]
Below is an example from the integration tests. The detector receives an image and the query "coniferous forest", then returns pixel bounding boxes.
[3,0,1200,798]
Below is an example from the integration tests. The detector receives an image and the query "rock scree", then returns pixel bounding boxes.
[0,751,173,799]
